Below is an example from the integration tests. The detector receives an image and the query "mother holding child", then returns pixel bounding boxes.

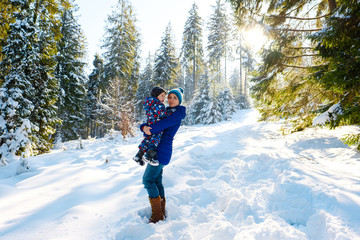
[133,87,186,224]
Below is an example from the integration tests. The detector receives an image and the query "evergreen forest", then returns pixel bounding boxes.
[0,0,359,164]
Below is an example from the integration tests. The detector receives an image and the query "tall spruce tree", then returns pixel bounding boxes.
[103,0,140,94]
[85,54,105,138]
[185,69,222,125]
[55,1,87,141]
[102,0,140,138]
[153,23,179,89]
[0,2,37,160]
[181,3,204,101]
[207,0,231,86]
[0,0,60,161]
[309,0,360,150]
[31,0,61,153]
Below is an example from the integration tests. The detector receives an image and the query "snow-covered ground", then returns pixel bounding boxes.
[1,109,360,240]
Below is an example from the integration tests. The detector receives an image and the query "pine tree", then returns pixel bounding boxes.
[309,0,360,150]
[206,92,223,125]
[0,0,60,161]
[185,74,210,125]
[55,1,87,141]
[207,0,231,86]
[135,54,154,120]
[103,0,140,93]
[185,69,222,125]
[85,54,105,138]
[181,3,204,101]
[154,23,179,89]
[0,3,36,160]
[31,0,61,153]
[218,88,237,120]
[102,0,140,138]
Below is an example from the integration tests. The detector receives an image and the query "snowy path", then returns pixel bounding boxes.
[1,109,360,239]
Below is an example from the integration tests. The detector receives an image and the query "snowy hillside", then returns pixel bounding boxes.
[1,109,360,240]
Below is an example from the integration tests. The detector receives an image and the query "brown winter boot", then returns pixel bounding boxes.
[161,197,166,218]
[148,196,164,223]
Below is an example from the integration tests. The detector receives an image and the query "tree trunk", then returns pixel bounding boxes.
[239,33,243,96]
[224,45,227,84]
[193,43,196,98]
[328,0,337,12]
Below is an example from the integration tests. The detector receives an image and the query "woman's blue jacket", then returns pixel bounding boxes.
[140,105,186,165]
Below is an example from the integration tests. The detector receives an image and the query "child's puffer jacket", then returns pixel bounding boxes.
[143,97,167,125]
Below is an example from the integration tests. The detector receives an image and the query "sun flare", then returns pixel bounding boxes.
[242,26,267,52]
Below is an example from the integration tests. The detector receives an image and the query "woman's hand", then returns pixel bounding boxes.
[143,126,152,135]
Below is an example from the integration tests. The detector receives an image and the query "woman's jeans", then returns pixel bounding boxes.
[142,163,165,199]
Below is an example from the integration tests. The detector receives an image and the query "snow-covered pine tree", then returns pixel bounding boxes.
[85,54,105,138]
[135,54,154,121]
[205,92,223,125]
[0,0,51,161]
[30,0,61,154]
[55,1,87,141]
[102,0,140,138]
[154,23,179,89]
[309,0,360,150]
[207,0,231,86]
[184,75,209,125]
[218,88,237,120]
[185,69,222,125]
[181,3,204,101]
[103,0,140,92]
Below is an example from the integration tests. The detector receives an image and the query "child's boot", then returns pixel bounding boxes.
[144,149,159,166]
[133,150,145,166]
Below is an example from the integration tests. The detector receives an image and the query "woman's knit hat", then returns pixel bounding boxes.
[168,87,184,105]
[151,87,166,98]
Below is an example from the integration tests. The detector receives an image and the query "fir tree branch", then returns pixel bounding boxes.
[281,63,325,69]
[282,64,308,69]
[287,47,315,50]
[284,54,319,59]
[269,14,331,21]
[288,90,325,110]
[273,28,322,32]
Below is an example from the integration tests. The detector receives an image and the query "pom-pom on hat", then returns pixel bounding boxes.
[168,87,184,105]
[151,87,166,98]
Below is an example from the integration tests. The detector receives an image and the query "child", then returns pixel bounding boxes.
[133,87,167,166]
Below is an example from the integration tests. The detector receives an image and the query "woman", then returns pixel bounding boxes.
[141,88,186,224]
